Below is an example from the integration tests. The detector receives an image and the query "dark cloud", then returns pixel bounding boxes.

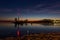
[0,0,60,18]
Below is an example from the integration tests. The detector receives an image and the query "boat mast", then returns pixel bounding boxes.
[17,9,20,22]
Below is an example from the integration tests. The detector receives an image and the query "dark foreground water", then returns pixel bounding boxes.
[0,23,60,38]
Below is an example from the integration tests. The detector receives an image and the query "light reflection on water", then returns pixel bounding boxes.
[0,23,60,38]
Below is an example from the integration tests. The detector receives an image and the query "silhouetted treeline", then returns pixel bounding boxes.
[0,19,54,24]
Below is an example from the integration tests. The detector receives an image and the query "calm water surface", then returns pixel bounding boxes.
[0,23,60,38]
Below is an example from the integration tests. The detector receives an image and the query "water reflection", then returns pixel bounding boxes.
[0,22,60,38]
[14,23,52,27]
[0,22,60,28]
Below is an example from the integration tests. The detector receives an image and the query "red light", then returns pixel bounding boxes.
[17,30,20,36]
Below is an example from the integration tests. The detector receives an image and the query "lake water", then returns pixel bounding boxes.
[0,23,60,38]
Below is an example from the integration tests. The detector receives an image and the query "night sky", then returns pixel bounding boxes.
[0,0,60,20]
